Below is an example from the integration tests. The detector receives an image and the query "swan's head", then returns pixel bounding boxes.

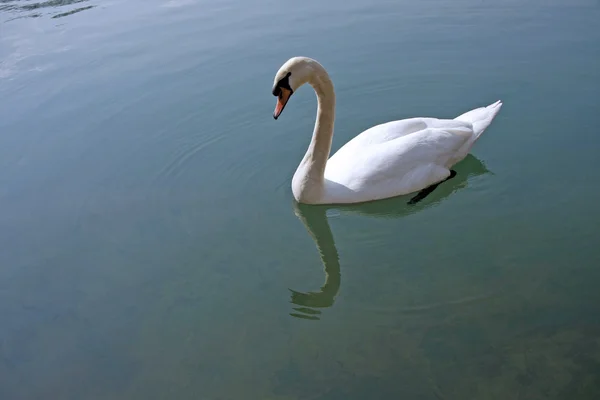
[272,57,325,120]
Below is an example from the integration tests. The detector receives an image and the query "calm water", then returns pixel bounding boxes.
[2,0,600,398]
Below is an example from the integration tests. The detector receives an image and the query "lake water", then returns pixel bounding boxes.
[2,0,600,398]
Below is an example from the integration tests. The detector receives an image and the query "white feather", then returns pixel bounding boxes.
[273,57,503,204]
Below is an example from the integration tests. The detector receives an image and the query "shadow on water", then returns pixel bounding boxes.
[1,0,94,21]
[289,154,491,321]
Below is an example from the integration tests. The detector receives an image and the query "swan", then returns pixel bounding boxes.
[271,56,502,205]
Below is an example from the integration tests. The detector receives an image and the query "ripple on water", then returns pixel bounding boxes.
[155,132,226,183]
[1,0,97,22]
[150,105,275,199]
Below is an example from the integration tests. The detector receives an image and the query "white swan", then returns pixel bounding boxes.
[272,56,502,205]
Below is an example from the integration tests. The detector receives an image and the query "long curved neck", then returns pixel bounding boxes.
[292,69,336,203]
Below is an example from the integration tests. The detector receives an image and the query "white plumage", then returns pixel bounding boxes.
[272,57,502,205]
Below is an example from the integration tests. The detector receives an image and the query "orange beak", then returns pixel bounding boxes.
[273,87,292,120]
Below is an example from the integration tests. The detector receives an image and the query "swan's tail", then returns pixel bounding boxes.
[454,100,503,141]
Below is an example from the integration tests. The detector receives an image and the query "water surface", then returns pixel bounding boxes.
[1,0,600,399]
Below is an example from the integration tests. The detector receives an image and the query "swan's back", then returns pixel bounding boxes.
[328,117,473,163]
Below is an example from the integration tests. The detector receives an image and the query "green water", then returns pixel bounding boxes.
[2,0,600,398]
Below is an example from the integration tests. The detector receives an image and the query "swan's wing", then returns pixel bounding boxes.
[331,117,472,153]
[349,118,431,145]
[324,124,473,203]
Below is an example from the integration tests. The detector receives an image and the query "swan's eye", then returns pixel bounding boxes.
[272,72,292,97]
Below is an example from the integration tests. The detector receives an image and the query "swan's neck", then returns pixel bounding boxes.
[292,72,336,203]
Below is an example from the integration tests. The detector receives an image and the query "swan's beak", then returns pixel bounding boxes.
[273,87,292,120]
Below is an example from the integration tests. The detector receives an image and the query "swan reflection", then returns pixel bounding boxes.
[289,154,491,320]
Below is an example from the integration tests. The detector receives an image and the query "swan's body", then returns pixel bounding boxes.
[272,57,502,205]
